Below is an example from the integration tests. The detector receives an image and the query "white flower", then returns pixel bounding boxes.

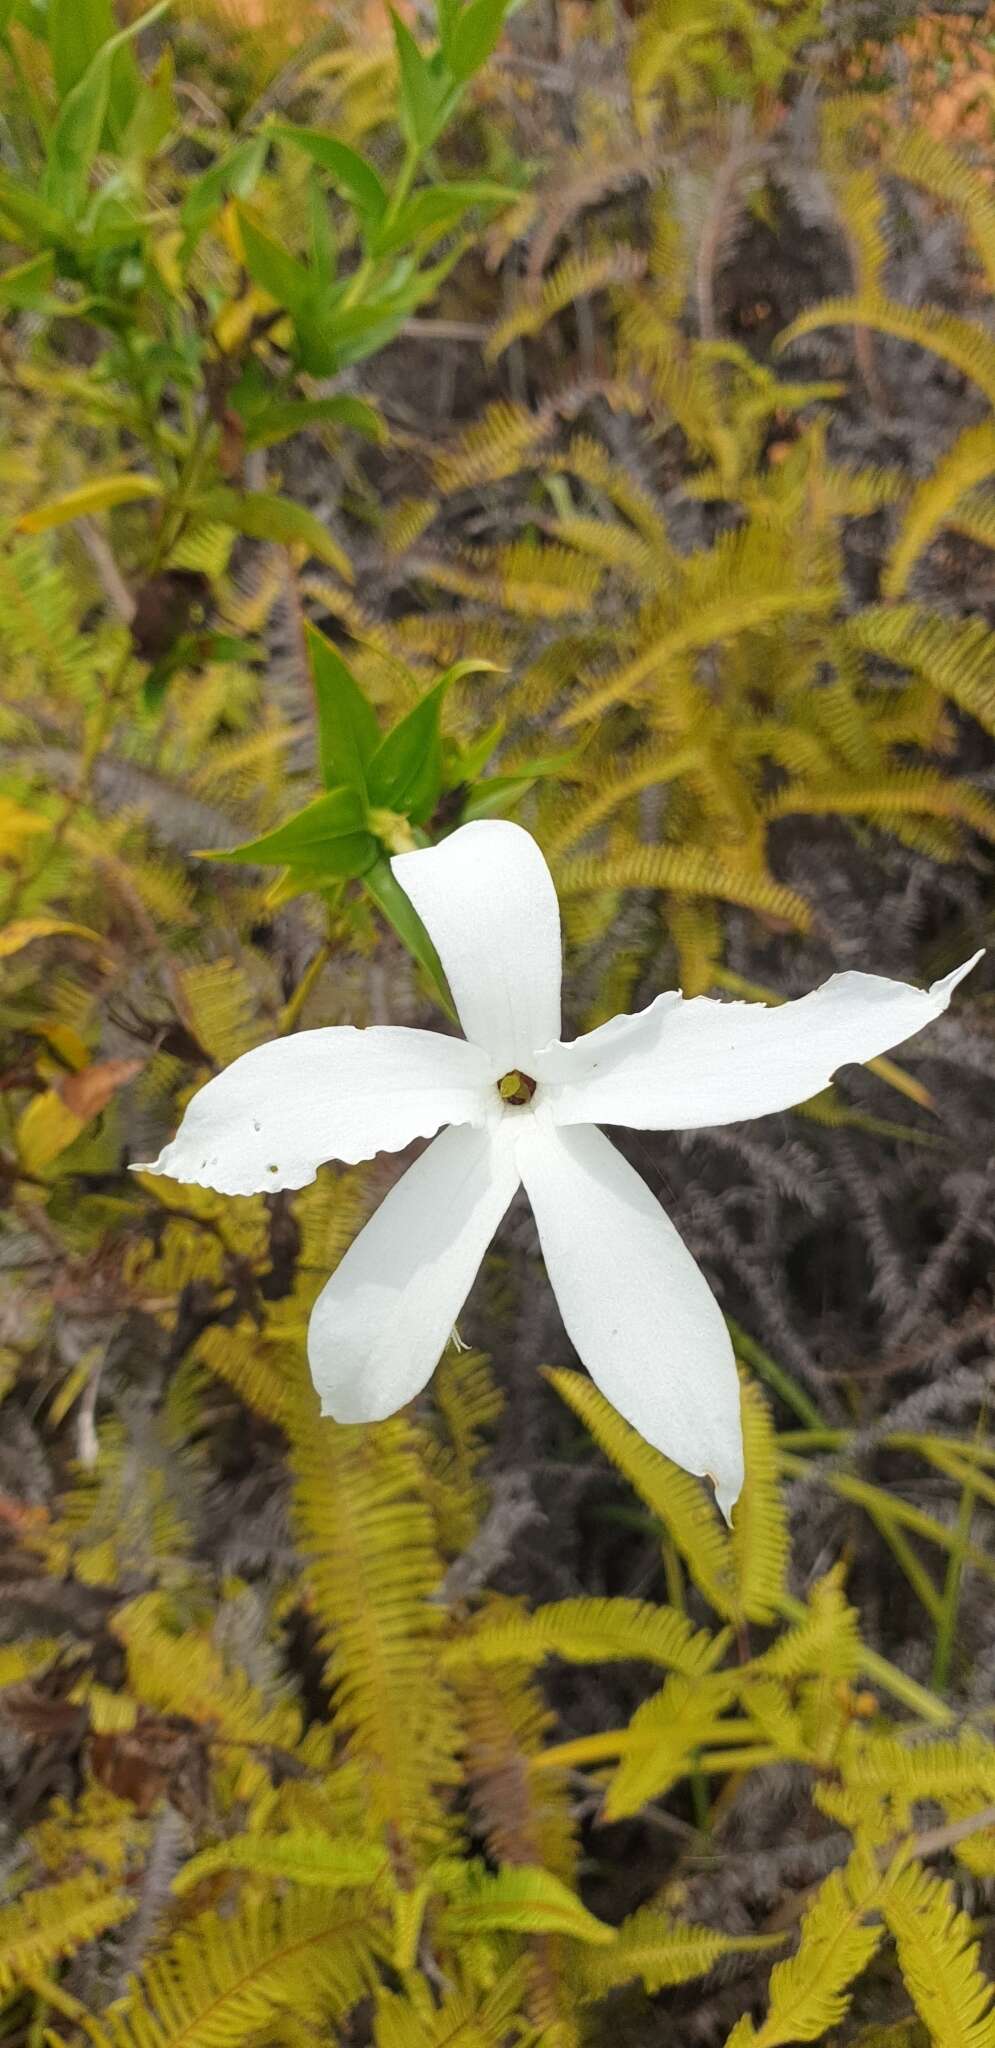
[137,821,981,1520]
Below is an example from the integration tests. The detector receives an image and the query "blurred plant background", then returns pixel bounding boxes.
[4,1,995,2043]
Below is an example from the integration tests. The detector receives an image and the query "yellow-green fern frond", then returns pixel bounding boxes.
[546,1371,740,1619]
[602,1671,738,1820]
[763,770,995,842]
[578,1904,782,1997]
[758,1570,862,1684]
[848,605,995,738]
[887,131,995,296]
[102,1893,377,2048]
[433,403,549,493]
[440,1863,613,1945]
[727,1856,882,2046]
[113,1592,303,1760]
[374,1966,528,2048]
[176,959,262,1068]
[778,298,995,413]
[445,1596,724,1677]
[172,1831,385,1897]
[881,1859,994,2048]
[732,1379,789,1624]
[556,842,812,931]
[883,422,995,598]
[487,248,646,362]
[288,1396,458,1863]
[0,1875,134,1993]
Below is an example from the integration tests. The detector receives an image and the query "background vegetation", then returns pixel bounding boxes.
[3,1,995,2043]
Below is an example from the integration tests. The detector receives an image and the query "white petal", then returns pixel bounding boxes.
[308,1122,520,1421]
[538,952,983,1132]
[392,821,561,1067]
[516,1119,743,1519]
[134,1026,493,1194]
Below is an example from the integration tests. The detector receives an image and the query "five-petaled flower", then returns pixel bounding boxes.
[137,821,981,1520]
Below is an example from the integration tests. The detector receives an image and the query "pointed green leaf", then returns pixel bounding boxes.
[191,490,352,584]
[362,853,455,1016]
[236,207,314,323]
[239,393,385,451]
[270,125,387,227]
[370,179,515,257]
[366,680,445,822]
[43,0,172,220]
[445,0,509,83]
[47,0,140,144]
[367,657,501,819]
[180,134,267,255]
[0,250,55,310]
[305,626,381,793]
[201,786,375,874]
[308,172,336,286]
[390,10,446,153]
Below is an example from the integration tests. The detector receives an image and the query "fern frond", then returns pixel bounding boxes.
[288,1394,458,1863]
[0,539,96,694]
[763,770,995,842]
[546,1371,740,1619]
[578,1904,782,1997]
[374,1966,528,2048]
[883,421,995,598]
[113,1592,303,1758]
[0,1876,133,1993]
[445,1596,723,1676]
[555,841,812,930]
[887,130,995,296]
[441,1863,613,1945]
[778,297,995,412]
[848,605,995,738]
[732,1379,789,1624]
[104,1892,376,2048]
[603,1671,738,1819]
[734,1856,883,2046]
[433,403,549,493]
[881,1859,994,2048]
[172,1831,384,1896]
[487,247,646,361]
[548,741,703,853]
[758,1570,862,1683]
[177,960,262,1067]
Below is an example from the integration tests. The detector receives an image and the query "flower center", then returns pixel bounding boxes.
[497,1069,537,1107]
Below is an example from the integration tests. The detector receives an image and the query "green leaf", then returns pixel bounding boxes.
[366,680,445,822]
[370,179,515,257]
[269,125,387,228]
[308,172,336,286]
[120,48,175,161]
[390,10,448,153]
[306,626,381,793]
[445,0,508,83]
[239,393,385,452]
[18,473,163,533]
[361,853,456,1016]
[236,207,314,324]
[43,0,172,221]
[192,490,353,584]
[0,250,55,310]
[47,0,140,144]
[0,168,64,247]
[180,134,267,255]
[366,658,500,820]
[200,786,376,875]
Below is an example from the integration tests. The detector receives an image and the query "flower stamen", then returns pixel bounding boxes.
[498,1069,536,1106]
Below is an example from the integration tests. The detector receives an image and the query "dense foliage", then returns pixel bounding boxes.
[3,3,995,2045]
